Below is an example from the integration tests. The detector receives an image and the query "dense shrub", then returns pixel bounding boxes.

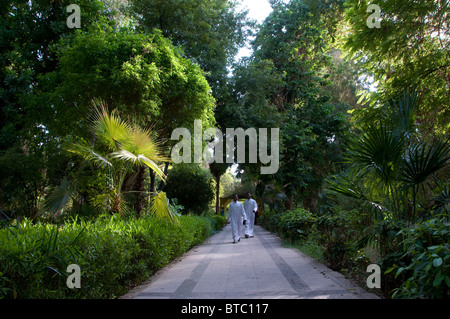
[165,164,215,215]
[258,209,281,233]
[0,214,221,299]
[209,215,228,232]
[389,218,450,299]
[278,208,316,241]
[316,208,362,270]
[259,208,315,242]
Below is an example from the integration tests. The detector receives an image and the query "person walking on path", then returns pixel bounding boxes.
[228,195,247,243]
[244,192,258,238]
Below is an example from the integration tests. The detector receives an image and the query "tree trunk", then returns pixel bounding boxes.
[215,175,221,215]
[112,195,121,215]
[284,195,294,210]
[149,168,156,192]
[135,165,146,218]
[303,192,318,213]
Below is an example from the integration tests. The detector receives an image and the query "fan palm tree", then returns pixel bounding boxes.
[47,100,177,222]
[401,140,450,217]
[92,104,169,217]
[327,90,450,222]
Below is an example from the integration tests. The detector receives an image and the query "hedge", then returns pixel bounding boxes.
[259,208,315,242]
[0,214,222,299]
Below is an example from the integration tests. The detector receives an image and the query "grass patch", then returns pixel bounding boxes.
[282,237,326,264]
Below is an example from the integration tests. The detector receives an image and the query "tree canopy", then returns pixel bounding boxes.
[343,0,450,139]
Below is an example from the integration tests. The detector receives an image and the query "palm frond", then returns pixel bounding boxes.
[66,141,112,169]
[401,140,450,187]
[42,178,76,215]
[120,125,170,162]
[326,171,368,201]
[432,184,450,215]
[111,150,166,180]
[346,124,405,184]
[386,89,419,136]
[325,170,386,218]
[92,101,130,151]
[149,191,180,225]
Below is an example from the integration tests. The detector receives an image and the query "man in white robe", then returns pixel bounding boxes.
[228,195,247,243]
[244,193,258,238]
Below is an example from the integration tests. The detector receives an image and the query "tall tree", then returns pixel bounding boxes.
[0,0,105,150]
[209,161,229,214]
[40,23,216,139]
[343,0,450,139]
[128,0,254,128]
[0,0,106,219]
[230,0,347,211]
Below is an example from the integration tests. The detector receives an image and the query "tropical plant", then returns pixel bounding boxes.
[44,101,177,222]
[343,0,450,138]
[149,191,180,225]
[432,183,450,216]
[327,90,450,222]
[91,103,168,216]
[401,141,450,216]
[324,90,450,292]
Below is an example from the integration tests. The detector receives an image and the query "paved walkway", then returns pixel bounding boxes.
[121,224,379,299]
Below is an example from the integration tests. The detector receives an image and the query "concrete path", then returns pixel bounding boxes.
[121,224,379,299]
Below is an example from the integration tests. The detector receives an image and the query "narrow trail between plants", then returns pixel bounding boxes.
[121,224,379,299]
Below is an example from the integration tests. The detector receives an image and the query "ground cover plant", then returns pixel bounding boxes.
[0,214,223,299]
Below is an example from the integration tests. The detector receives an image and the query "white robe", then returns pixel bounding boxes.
[228,201,247,242]
[244,198,258,237]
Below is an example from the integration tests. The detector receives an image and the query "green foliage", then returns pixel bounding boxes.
[343,0,450,138]
[165,164,215,215]
[259,208,315,242]
[148,191,180,225]
[314,206,371,271]
[0,214,217,299]
[0,146,47,220]
[63,102,171,218]
[129,0,253,98]
[1,0,448,301]
[41,24,216,140]
[225,0,348,212]
[1,11,216,219]
[0,1,108,220]
[277,208,316,241]
[327,90,450,222]
[208,215,228,232]
[260,205,368,272]
[390,218,450,299]
[0,0,106,147]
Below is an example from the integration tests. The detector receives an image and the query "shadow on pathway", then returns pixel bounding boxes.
[121,225,379,299]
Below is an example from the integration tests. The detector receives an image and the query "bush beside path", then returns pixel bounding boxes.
[0,214,227,299]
